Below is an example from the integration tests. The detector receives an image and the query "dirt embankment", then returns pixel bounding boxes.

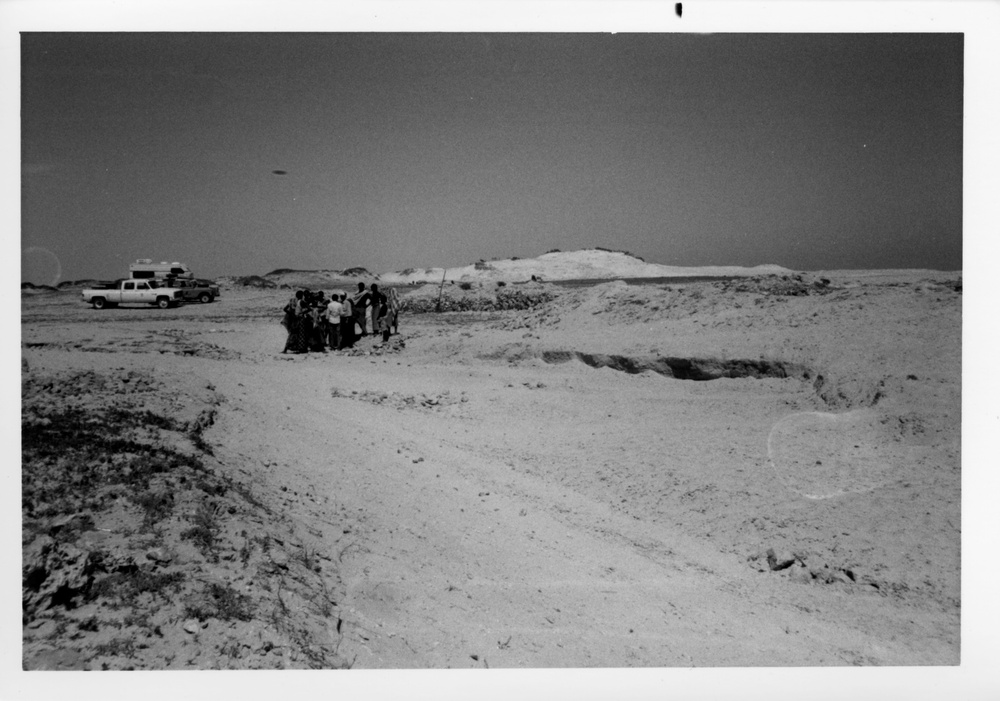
[21,360,351,670]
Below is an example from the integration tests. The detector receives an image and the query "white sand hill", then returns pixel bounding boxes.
[379,249,794,284]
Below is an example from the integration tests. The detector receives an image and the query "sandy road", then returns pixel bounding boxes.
[201,320,956,667]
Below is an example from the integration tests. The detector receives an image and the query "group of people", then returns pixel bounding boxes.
[281,282,400,354]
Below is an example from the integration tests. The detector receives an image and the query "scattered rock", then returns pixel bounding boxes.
[787,564,813,584]
[49,512,95,535]
[747,551,769,572]
[268,550,290,570]
[766,548,796,571]
[824,570,851,585]
[183,619,201,634]
[28,619,59,637]
[808,566,851,585]
[146,547,172,564]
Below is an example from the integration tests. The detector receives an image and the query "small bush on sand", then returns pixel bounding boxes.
[135,490,175,530]
[89,569,186,607]
[184,582,255,622]
[181,501,222,562]
[93,638,137,659]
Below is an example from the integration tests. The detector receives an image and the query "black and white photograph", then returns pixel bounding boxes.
[9,1,998,699]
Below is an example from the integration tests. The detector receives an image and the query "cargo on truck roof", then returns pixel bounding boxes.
[128,259,194,280]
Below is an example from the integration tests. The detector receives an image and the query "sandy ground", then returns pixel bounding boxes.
[18,271,968,688]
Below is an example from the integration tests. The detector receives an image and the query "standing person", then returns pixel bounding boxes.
[314,291,328,347]
[308,301,326,352]
[369,284,387,338]
[298,290,314,353]
[325,293,343,350]
[369,284,387,319]
[281,290,298,354]
[385,286,401,335]
[352,282,370,337]
[282,290,308,353]
[339,293,354,348]
[374,294,391,343]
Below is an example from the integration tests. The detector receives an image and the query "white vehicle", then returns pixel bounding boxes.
[128,259,194,281]
[81,279,184,309]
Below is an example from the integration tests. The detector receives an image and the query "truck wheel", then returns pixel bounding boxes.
[157,296,170,309]
[92,297,107,309]
[199,293,212,304]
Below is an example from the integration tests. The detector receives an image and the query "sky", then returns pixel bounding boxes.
[19,23,965,284]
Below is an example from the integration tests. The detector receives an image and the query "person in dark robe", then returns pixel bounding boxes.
[282,290,309,353]
[352,282,370,337]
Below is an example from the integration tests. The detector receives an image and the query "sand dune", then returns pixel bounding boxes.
[378,249,795,284]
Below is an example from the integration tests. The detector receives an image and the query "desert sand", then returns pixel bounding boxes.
[20,259,962,677]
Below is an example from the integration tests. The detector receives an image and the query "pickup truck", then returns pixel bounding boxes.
[81,279,185,309]
[169,278,221,303]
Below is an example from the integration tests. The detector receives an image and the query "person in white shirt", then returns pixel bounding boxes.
[339,293,354,348]
[325,294,344,350]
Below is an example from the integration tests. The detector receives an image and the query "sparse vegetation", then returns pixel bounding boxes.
[400,286,552,314]
[93,637,137,659]
[21,405,206,523]
[239,537,254,567]
[181,500,222,562]
[135,489,175,530]
[22,367,350,670]
[188,425,214,455]
[88,569,187,607]
[184,582,255,622]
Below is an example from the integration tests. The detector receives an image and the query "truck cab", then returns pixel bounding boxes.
[120,280,156,304]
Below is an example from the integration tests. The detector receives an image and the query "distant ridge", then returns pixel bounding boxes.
[222,250,796,289]
[262,267,373,277]
[217,267,379,289]
[379,249,794,285]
